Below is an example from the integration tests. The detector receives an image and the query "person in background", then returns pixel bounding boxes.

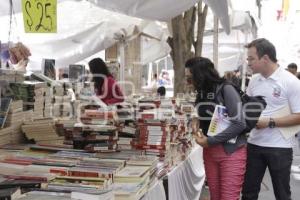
[88,58,124,105]
[242,38,300,200]
[186,57,247,200]
[61,73,69,80]
[286,63,298,76]
[141,75,147,86]
[150,73,158,93]
[157,86,166,97]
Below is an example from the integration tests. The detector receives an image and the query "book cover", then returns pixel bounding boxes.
[207,105,236,144]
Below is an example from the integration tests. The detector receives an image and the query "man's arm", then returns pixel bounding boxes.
[256,113,300,129]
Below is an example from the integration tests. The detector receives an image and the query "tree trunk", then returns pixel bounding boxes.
[195,4,208,57]
[169,1,208,96]
[169,15,186,95]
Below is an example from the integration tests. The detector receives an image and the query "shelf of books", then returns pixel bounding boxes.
[0,68,202,200]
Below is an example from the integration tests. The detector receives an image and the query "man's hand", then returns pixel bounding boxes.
[255,118,269,129]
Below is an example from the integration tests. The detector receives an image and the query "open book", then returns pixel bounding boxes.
[207,105,236,144]
[263,105,300,140]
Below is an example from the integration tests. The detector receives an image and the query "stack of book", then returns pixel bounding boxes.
[72,123,118,153]
[43,88,52,118]
[22,118,64,145]
[138,97,160,110]
[0,127,13,146]
[55,118,77,144]
[0,69,25,83]
[0,162,56,182]
[5,100,23,126]
[114,165,150,200]
[80,109,118,125]
[52,84,75,118]
[117,125,137,150]
[116,102,135,122]
[5,100,25,144]
[73,82,84,96]
[14,191,71,200]
[126,155,158,185]
[0,178,42,194]
[52,85,64,96]
[53,95,73,118]
[71,189,113,200]
[135,119,170,162]
[10,81,50,119]
[94,149,145,161]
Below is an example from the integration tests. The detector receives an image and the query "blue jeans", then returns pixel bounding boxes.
[242,143,293,200]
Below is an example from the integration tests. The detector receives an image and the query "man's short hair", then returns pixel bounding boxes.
[287,63,297,70]
[245,38,277,63]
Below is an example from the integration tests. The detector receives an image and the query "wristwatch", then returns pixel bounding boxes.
[268,118,276,128]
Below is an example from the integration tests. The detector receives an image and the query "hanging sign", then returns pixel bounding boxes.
[22,0,57,33]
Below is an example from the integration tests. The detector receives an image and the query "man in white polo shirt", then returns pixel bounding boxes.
[242,38,300,200]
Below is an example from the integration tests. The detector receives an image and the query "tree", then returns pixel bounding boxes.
[168,1,208,95]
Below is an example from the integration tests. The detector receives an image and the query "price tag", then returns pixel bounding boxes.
[22,0,57,33]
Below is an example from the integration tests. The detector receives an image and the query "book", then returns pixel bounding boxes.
[115,166,150,182]
[127,155,158,166]
[0,187,21,200]
[16,191,71,200]
[71,189,113,200]
[42,59,56,80]
[0,180,41,190]
[207,105,236,144]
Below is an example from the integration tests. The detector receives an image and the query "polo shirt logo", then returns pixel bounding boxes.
[272,86,281,97]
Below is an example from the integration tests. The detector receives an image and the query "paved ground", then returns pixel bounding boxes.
[200,139,300,200]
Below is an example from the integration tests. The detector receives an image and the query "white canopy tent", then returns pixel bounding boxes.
[202,10,257,76]
[0,0,231,71]
[0,0,230,32]
[0,1,171,70]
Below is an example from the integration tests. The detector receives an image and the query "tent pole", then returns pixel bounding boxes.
[119,42,125,92]
[241,33,249,91]
[213,16,219,69]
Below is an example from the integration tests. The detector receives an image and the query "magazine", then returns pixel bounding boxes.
[207,105,236,144]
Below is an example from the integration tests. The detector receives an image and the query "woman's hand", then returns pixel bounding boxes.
[193,130,209,148]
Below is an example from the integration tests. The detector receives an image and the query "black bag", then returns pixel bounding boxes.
[219,82,267,133]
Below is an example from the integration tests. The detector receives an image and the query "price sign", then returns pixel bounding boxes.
[22,0,57,33]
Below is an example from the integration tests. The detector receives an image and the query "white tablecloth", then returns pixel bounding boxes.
[141,180,166,200]
[168,145,205,200]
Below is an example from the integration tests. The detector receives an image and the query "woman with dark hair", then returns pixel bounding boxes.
[88,58,124,105]
[186,57,247,200]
